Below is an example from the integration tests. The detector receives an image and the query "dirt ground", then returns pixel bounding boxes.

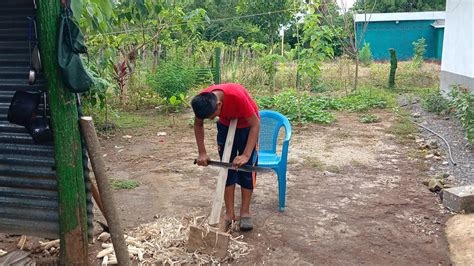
[92,109,450,264]
[0,109,452,264]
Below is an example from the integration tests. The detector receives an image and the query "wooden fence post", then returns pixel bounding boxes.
[36,1,88,264]
[214,47,221,84]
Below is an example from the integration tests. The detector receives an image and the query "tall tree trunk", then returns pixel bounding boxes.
[37,1,88,264]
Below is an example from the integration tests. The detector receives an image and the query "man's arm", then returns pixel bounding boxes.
[194,117,210,166]
[232,114,260,167]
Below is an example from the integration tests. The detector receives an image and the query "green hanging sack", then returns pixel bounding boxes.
[58,7,92,93]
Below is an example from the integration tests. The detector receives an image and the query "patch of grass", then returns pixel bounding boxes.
[326,165,342,173]
[334,88,392,111]
[304,157,325,171]
[386,110,418,142]
[112,111,153,129]
[111,179,140,190]
[256,89,335,124]
[349,159,365,167]
[287,158,299,165]
[359,114,381,123]
[332,130,351,139]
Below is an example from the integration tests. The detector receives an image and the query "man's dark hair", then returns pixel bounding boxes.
[191,92,217,119]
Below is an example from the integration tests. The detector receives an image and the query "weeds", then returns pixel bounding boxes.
[111,179,140,190]
[449,86,474,143]
[257,89,335,124]
[112,111,152,129]
[387,109,418,142]
[359,114,381,123]
[422,91,449,114]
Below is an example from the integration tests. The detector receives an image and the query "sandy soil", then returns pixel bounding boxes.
[96,110,451,264]
[0,110,452,265]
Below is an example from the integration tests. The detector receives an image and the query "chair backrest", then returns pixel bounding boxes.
[258,110,292,154]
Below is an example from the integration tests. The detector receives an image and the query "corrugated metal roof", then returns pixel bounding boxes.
[354,11,446,23]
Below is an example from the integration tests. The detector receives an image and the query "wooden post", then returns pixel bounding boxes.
[36,1,88,264]
[80,117,130,266]
[214,47,221,84]
[209,119,237,225]
[389,48,398,88]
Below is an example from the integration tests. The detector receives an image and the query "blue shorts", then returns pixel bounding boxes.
[217,122,257,190]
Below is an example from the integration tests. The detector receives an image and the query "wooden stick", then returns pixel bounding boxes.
[80,117,130,266]
[209,119,237,226]
[91,180,105,216]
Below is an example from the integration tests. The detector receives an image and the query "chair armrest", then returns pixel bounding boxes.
[283,121,292,142]
[281,139,290,163]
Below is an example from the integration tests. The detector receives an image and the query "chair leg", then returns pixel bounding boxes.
[277,169,286,212]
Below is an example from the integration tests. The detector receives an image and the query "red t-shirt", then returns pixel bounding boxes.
[201,83,259,128]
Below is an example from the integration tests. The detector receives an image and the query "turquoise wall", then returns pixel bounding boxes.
[356,20,441,61]
[434,28,444,60]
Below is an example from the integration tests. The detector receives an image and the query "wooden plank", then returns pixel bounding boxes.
[209,119,237,226]
[187,225,230,258]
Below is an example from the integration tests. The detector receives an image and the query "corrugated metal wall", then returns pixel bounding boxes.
[0,0,93,239]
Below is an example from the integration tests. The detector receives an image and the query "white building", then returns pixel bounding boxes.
[440,0,474,94]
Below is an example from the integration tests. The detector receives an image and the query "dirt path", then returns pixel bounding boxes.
[95,110,450,265]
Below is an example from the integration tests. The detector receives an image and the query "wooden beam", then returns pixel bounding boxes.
[80,117,130,266]
[36,2,88,264]
[209,119,237,225]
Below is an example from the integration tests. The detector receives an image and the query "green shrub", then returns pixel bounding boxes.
[147,59,197,99]
[422,92,449,114]
[359,42,373,67]
[359,114,381,123]
[412,38,427,68]
[335,89,388,111]
[257,89,335,124]
[449,86,474,143]
[258,54,285,90]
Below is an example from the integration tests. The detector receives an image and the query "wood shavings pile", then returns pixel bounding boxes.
[97,216,251,265]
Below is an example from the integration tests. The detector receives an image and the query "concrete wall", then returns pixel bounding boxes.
[441,0,474,94]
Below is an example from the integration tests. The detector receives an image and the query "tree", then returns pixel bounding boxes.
[237,0,293,52]
[183,0,264,44]
[353,0,446,13]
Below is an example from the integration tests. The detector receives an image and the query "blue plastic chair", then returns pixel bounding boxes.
[257,110,292,212]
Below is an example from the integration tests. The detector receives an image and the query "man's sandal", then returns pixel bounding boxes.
[239,216,253,231]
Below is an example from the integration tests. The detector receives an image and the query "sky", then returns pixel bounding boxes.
[336,0,356,10]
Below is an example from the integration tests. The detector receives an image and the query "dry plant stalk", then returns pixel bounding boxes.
[97,215,251,265]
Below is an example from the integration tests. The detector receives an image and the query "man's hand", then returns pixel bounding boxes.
[232,154,250,168]
[196,153,210,166]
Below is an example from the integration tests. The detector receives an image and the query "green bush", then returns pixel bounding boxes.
[412,38,427,68]
[359,114,381,123]
[335,89,388,111]
[359,42,373,67]
[422,92,449,114]
[449,86,474,143]
[258,54,285,90]
[256,88,389,123]
[257,89,335,124]
[147,59,197,99]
